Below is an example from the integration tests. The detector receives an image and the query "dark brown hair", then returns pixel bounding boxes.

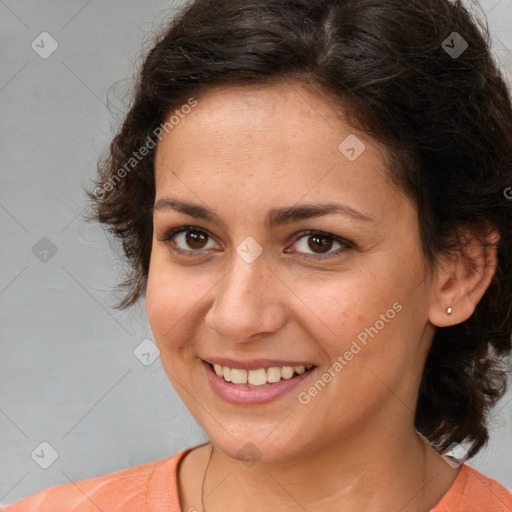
[85,0,512,458]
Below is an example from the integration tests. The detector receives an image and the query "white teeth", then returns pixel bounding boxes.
[212,363,314,386]
[230,368,247,384]
[248,368,267,386]
[266,367,282,383]
[281,366,294,379]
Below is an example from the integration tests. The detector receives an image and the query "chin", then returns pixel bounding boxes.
[205,425,313,465]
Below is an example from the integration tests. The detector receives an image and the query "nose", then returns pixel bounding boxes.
[204,252,287,343]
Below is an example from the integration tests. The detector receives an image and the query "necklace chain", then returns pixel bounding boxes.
[201,443,214,512]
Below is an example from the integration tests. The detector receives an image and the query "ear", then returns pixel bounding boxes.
[428,224,500,328]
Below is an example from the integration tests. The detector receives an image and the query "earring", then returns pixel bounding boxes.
[446,307,453,315]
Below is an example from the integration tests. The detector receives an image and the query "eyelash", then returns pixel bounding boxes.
[158,225,354,261]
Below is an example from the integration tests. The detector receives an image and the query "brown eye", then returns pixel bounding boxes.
[307,234,334,254]
[289,231,352,260]
[159,226,219,254]
[185,229,208,249]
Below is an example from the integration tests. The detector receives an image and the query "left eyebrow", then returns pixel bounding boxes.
[266,203,375,227]
[152,197,376,229]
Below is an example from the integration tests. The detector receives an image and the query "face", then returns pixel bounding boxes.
[146,82,437,463]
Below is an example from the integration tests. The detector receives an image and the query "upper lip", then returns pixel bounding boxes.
[203,357,316,370]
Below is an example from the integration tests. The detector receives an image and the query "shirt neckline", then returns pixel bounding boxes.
[149,448,493,512]
[149,444,204,511]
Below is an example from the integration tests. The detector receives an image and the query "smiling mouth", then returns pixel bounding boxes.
[207,362,315,387]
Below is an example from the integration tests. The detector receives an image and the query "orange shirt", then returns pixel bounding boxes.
[2,447,511,511]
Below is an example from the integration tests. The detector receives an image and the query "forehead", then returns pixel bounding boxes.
[156,82,379,171]
[153,82,409,223]
[180,81,342,125]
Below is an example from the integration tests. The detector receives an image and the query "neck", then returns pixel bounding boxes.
[200,425,458,512]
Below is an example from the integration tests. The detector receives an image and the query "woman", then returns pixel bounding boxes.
[4,0,512,510]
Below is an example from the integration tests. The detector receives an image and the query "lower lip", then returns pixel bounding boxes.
[202,361,316,405]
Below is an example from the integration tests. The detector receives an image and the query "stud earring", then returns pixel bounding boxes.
[446,307,453,315]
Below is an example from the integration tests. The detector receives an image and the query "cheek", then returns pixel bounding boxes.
[293,268,398,339]
[145,249,217,348]
[290,262,417,377]
[145,254,193,344]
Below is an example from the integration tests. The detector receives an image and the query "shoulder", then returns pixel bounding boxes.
[1,449,191,512]
[432,463,512,512]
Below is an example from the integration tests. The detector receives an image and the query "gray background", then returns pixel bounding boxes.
[0,0,511,506]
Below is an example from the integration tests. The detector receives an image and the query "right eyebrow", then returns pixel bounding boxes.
[152,197,376,229]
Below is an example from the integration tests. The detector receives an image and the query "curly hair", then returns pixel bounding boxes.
[85,0,512,458]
